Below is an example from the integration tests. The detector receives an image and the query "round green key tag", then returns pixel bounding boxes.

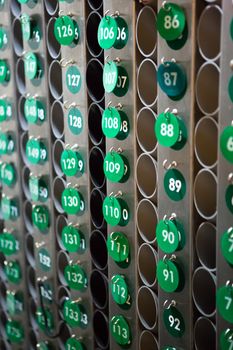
[110,315,131,346]
[36,307,54,332]
[1,196,19,220]
[0,132,15,155]
[163,306,185,337]
[220,328,233,350]
[221,228,233,266]
[6,320,24,343]
[228,76,233,103]
[158,61,187,99]
[0,98,12,122]
[0,162,16,187]
[63,299,88,328]
[166,23,188,51]
[157,3,186,41]
[0,59,10,83]
[104,151,130,183]
[157,259,180,293]
[24,97,46,124]
[217,284,233,323]
[103,61,129,96]
[64,264,87,291]
[107,231,130,263]
[155,112,180,147]
[4,260,21,284]
[38,248,52,272]
[32,205,50,231]
[0,232,19,256]
[66,338,84,350]
[66,65,81,94]
[67,107,83,135]
[24,52,42,80]
[61,225,82,252]
[6,290,23,315]
[220,126,233,163]
[60,149,84,177]
[61,188,85,215]
[103,196,130,226]
[226,185,233,214]
[54,16,79,46]
[26,138,47,164]
[111,274,129,305]
[164,169,186,201]
[114,17,129,50]
[156,219,183,253]
[98,16,118,49]
[102,107,130,140]
[29,175,49,202]
[0,27,8,50]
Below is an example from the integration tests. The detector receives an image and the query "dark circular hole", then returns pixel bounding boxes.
[90,189,104,228]
[47,17,60,59]
[86,12,102,57]
[90,230,107,270]
[26,233,35,267]
[22,166,30,200]
[51,100,64,139]
[88,103,103,145]
[93,310,109,349]
[49,60,63,100]
[44,0,58,15]
[13,18,23,56]
[89,147,105,188]
[11,0,21,17]
[16,58,26,95]
[18,96,28,131]
[86,59,104,102]
[90,270,108,309]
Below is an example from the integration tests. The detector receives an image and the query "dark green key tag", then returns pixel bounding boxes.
[0,231,19,256]
[103,61,129,97]
[164,168,186,201]
[157,3,186,41]
[6,320,24,343]
[36,307,54,332]
[61,225,85,253]
[0,162,16,187]
[66,65,81,94]
[104,151,130,183]
[0,26,8,50]
[63,299,88,328]
[65,338,84,350]
[221,228,233,266]
[102,107,130,140]
[26,138,47,164]
[29,174,49,202]
[0,132,15,155]
[4,260,22,284]
[64,263,87,291]
[60,149,85,177]
[61,187,85,215]
[98,15,128,50]
[220,126,233,163]
[1,195,19,220]
[0,98,12,122]
[24,97,46,124]
[24,52,43,80]
[38,248,52,272]
[6,290,24,316]
[111,274,130,306]
[54,15,79,47]
[158,61,187,99]
[107,231,130,263]
[67,107,83,135]
[157,258,182,293]
[110,315,131,346]
[32,205,50,231]
[156,218,185,253]
[217,284,233,323]
[220,328,233,350]
[0,59,10,84]
[103,196,130,226]
[163,305,185,337]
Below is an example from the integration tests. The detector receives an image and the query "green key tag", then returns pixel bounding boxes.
[54,16,79,46]
[1,196,19,220]
[107,231,130,263]
[1,162,16,187]
[98,16,128,50]
[61,188,85,215]
[26,138,47,164]
[104,151,130,183]
[163,306,185,337]
[157,259,180,292]
[24,97,46,124]
[0,59,10,84]
[103,61,129,97]
[6,290,24,315]
[103,196,130,226]
[228,76,233,104]
[157,3,186,41]
[226,185,233,214]
[111,274,130,305]
[166,23,188,51]
[38,248,52,272]
[0,232,19,256]
[24,52,42,80]
[156,219,183,254]
[64,264,87,291]
[102,107,130,140]
[220,329,233,350]
[21,13,31,41]
[0,99,12,122]
[0,27,8,50]
[217,285,233,323]
[67,107,83,135]
[66,65,81,94]
[29,175,49,202]
[66,338,84,350]
[110,315,131,346]
[6,320,24,343]
[32,205,50,231]
[63,299,88,328]
[0,132,15,155]
[155,112,187,149]
[164,169,186,201]
[158,61,187,99]
[220,126,233,163]
[36,307,54,332]
[221,228,233,266]
[60,149,85,177]
[61,225,83,253]
[4,260,21,284]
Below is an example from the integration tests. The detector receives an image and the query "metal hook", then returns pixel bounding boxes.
[169,213,177,220]
[228,173,233,184]
[71,143,79,150]
[104,10,110,17]
[107,101,112,108]
[163,254,167,262]
[115,102,123,109]
[163,159,177,170]
[59,58,76,68]
[111,11,120,18]
[163,299,176,309]
[230,59,233,70]
[161,57,176,66]
[114,191,122,198]
[110,146,116,155]
[162,1,171,11]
